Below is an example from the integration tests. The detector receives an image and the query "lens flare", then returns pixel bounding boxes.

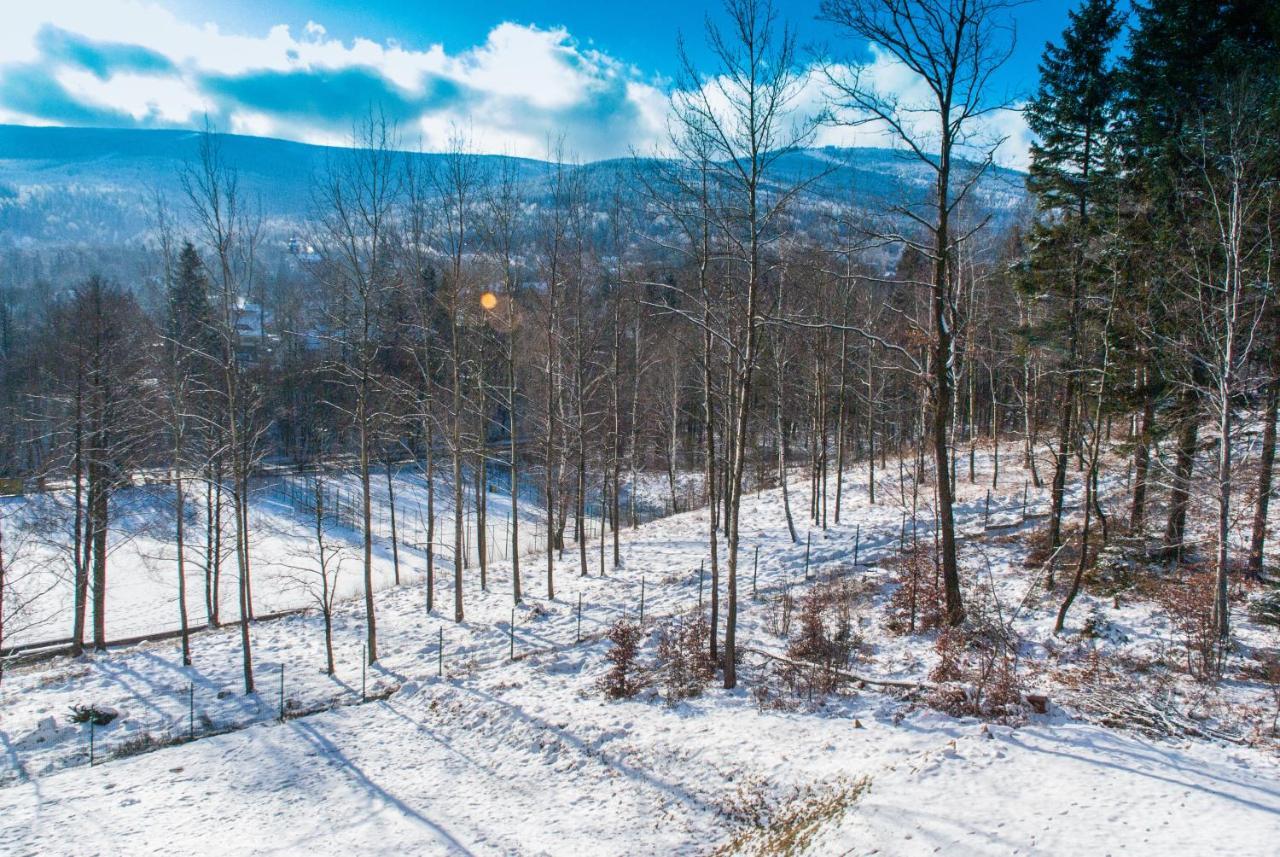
[480,291,498,311]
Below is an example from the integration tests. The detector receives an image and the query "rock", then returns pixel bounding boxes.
[1026,694,1050,714]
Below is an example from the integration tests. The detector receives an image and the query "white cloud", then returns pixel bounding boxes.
[0,1,1030,168]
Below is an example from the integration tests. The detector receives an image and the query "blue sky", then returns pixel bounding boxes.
[0,1,1124,166]
[166,0,1078,97]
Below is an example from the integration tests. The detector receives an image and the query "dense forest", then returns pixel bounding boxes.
[1,0,1277,703]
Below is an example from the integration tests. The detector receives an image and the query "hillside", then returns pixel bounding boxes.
[0,124,1026,247]
[2,441,1277,855]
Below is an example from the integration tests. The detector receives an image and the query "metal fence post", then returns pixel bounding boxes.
[752,545,760,599]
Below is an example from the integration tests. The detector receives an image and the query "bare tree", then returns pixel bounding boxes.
[182,120,269,693]
[822,0,1020,624]
[1171,79,1275,639]
[315,111,402,661]
[281,465,348,675]
[671,0,813,686]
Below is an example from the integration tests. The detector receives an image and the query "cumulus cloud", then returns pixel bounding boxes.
[0,0,672,159]
[0,0,1029,167]
[798,47,1030,171]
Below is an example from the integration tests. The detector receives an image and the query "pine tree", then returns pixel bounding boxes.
[1119,0,1280,558]
[1024,0,1122,568]
[167,241,216,357]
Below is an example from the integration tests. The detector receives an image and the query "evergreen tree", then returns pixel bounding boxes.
[1119,0,1280,557]
[167,242,215,351]
[1023,0,1123,563]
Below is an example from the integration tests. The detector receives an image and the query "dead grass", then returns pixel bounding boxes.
[713,777,871,857]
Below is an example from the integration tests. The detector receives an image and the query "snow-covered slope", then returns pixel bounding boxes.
[1,444,1277,855]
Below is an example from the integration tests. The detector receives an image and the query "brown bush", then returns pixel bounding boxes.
[885,546,944,635]
[656,610,715,704]
[598,619,646,699]
[766,591,795,638]
[753,581,869,707]
[1156,570,1224,682]
[927,626,1025,722]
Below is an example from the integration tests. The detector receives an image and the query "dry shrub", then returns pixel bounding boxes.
[656,610,715,704]
[766,591,795,638]
[1156,570,1224,682]
[112,730,181,758]
[1024,541,1053,568]
[784,613,847,700]
[929,627,967,684]
[756,581,867,707]
[598,619,646,699]
[884,546,944,635]
[1242,651,1280,738]
[1248,587,1280,628]
[927,626,1025,722]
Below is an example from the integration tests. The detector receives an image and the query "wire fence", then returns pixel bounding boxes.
[41,480,1053,779]
[264,462,681,570]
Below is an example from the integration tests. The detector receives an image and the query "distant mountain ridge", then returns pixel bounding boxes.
[0,124,1026,247]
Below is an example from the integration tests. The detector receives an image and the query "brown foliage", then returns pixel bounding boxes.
[599,619,646,699]
[1156,570,1224,682]
[885,546,945,634]
[927,626,1025,722]
[656,610,716,704]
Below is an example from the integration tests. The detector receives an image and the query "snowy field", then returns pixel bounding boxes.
[1,444,1278,855]
[0,463,680,647]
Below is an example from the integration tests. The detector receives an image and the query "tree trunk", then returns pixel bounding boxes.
[89,467,108,649]
[933,156,963,626]
[1247,378,1278,577]
[1130,369,1155,532]
[386,460,401,586]
[174,466,191,666]
[426,419,436,612]
[360,396,377,662]
[1163,393,1199,560]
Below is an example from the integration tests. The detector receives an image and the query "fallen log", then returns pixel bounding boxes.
[742,647,1054,715]
[741,646,935,691]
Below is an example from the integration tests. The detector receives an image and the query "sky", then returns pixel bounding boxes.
[0,1,1118,169]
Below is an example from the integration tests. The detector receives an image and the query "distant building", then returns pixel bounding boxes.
[287,236,321,263]
[234,298,276,365]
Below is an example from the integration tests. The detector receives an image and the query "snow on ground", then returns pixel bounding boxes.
[4,658,1276,857]
[1,463,677,647]
[1,442,1278,855]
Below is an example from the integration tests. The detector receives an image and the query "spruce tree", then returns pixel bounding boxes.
[1119,0,1280,558]
[167,241,216,361]
[1024,0,1122,567]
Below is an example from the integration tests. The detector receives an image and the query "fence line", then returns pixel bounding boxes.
[13,484,1051,780]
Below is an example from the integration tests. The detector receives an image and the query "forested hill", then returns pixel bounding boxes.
[0,123,1026,247]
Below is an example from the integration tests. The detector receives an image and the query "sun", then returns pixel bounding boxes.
[479,291,498,311]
